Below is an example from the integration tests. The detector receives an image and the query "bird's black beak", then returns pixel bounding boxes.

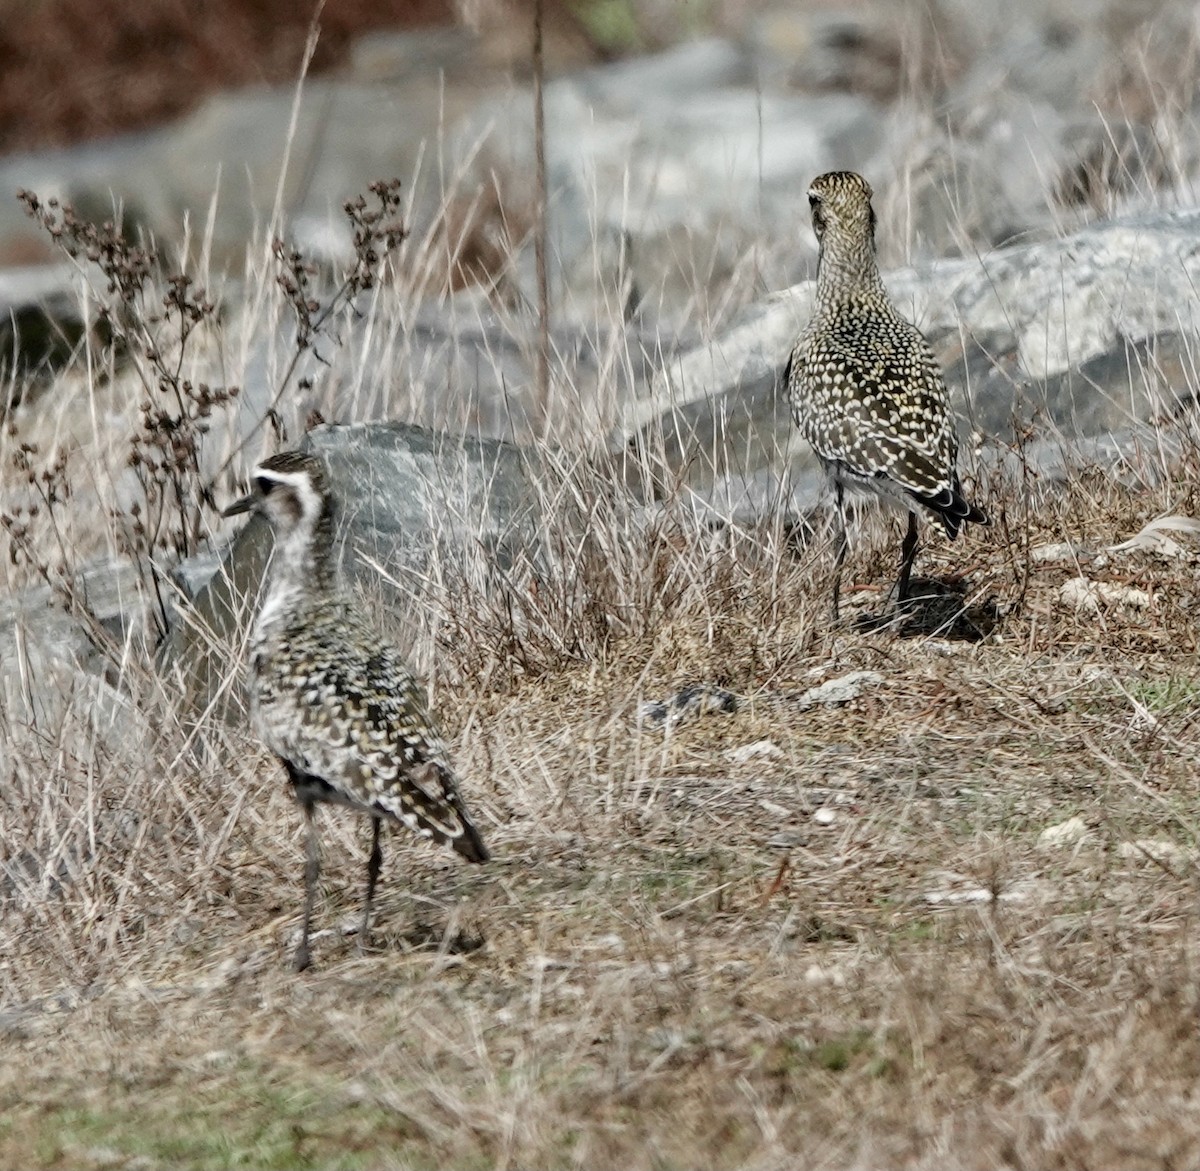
[222,493,256,519]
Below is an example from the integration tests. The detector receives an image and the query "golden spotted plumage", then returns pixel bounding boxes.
[225,450,488,970]
[250,596,474,845]
[784,171,988,618]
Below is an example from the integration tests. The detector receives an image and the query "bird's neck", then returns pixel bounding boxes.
[254,505,339,635]
[816,232,887,305]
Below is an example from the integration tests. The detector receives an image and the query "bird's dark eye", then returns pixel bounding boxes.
[808,194,819,208]
[255,475,275,496]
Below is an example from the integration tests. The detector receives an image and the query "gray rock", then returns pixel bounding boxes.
[0,559,145,728]
[948,13,1111,118]
[877,100,1075,257]
[0,566,159,894]
[0,72,500,268]
[226,287,678,457]
[0,129,166,272]
[164,420,540,716]
[572,37,752,105]
[155,81,464,257]
[794,671,885,709]
[0,263,91,390]
[615,207,1200,518]
[301,421,536,570]
[0,0,1194,339]
[452,45,885,329]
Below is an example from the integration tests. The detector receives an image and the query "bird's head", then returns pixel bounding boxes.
[223,450,331,539]
[806,170,876,247]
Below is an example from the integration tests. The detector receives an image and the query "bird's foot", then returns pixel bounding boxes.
[293,941,312,973]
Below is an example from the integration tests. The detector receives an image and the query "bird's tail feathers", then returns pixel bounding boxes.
[912,478,989,540]
[452,819,490,864]
[378,762,490,864]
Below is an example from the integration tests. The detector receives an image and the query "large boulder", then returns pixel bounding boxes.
[0,25,516,269]
[0,264,92,393]
[615,207,1200,517]
[452,38,886,329]
[0,559,144,730]
[163,420,540,717]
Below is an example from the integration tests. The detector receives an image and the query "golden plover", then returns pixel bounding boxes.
[784,170,988,621]
[224,451,489,971]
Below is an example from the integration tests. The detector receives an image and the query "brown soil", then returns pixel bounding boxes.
[0,0,456,153]
[4,409,1200,1166]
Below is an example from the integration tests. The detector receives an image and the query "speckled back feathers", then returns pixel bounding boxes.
[238,451,488,862]
[786,171,987,536]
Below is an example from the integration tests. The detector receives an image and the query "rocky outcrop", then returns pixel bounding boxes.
[0,264,90,392]
[163,420,540,717]
[6,3,1200,729]
[2,421,543,738]
[615,208,1200,519]
[0,558,149,737]
[8,1,1197,334]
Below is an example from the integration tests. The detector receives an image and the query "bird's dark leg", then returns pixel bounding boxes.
[831,482,849,623]
[295,800,319,973]
[360,815,383,953]
[896,510,919,604]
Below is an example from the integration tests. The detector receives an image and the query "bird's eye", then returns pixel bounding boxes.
[808,193,820,208]
[255,475,275,496]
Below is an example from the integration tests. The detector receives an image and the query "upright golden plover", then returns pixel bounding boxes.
[224,451,489,971]
[784,170,988,621]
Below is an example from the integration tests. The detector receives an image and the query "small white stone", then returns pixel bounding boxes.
[726,739,784,763]
[812,807,836,825]
[925,887,992,905]
[798,670,884,709]
[1038,816,1089,848]
[925,883,1033,906]
[1118,838,1194,867]
[1031,541,1088,563]
[1059,576,1152,613]
[803,963,847,987]
[758,798,792,818]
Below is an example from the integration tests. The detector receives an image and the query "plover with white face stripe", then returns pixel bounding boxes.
[224,450,489,971]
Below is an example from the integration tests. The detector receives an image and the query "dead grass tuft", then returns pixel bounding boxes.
[4,406,1200,1165]
[4,73,1200,1167]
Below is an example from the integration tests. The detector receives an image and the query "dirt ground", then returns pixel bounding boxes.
[3,463,1200,1169]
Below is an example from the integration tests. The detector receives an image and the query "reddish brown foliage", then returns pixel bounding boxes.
[0,0,453,153]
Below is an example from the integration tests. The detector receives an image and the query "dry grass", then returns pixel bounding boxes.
[3,420,1200,1167]
[4,32,1200,1162]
